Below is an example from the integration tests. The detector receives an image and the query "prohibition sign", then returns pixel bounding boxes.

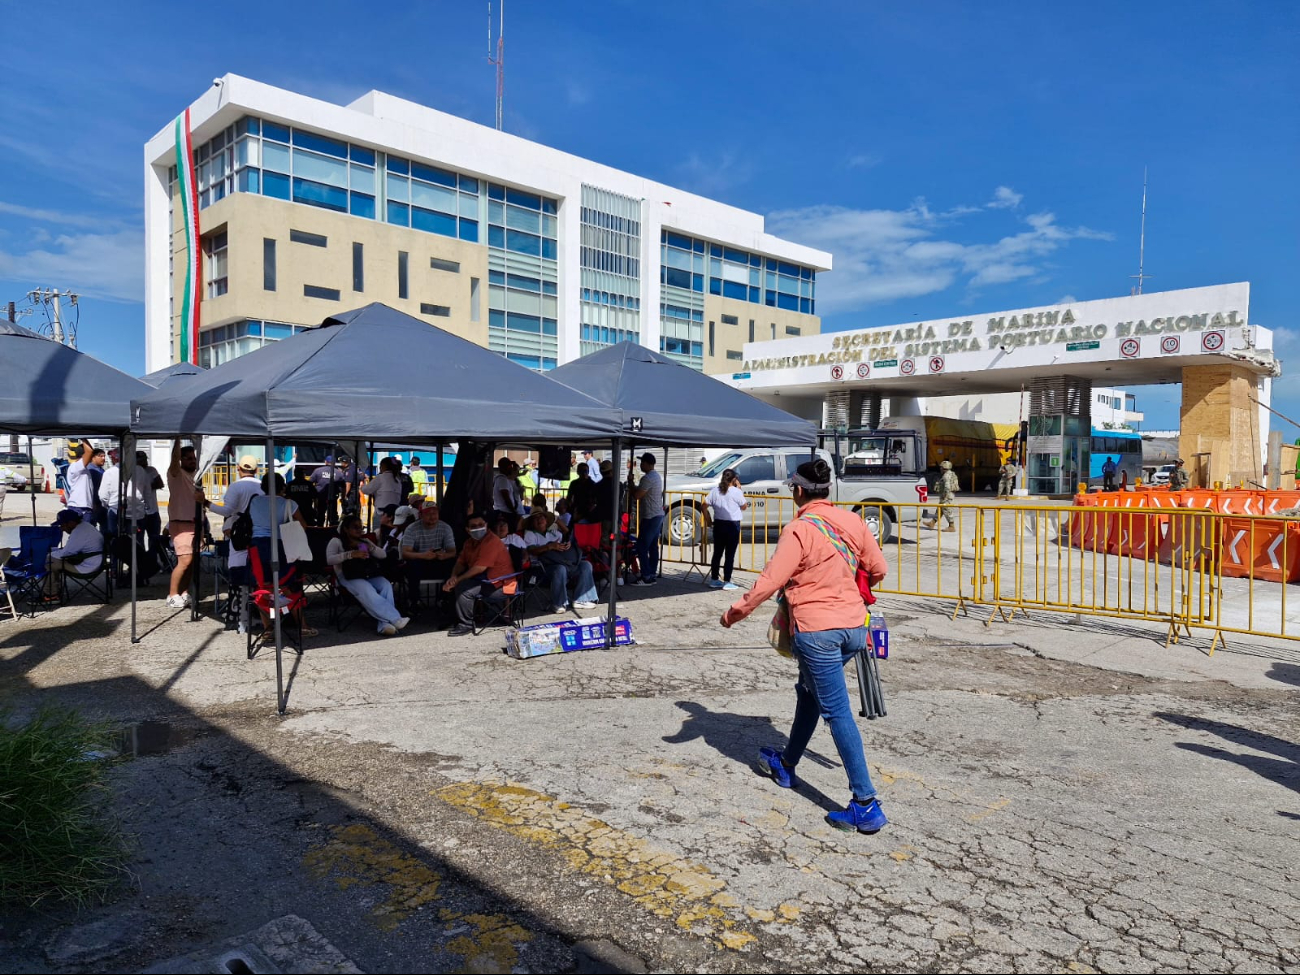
[899,358,916,376]
[856,362,870,379]
[928,355,945,374]
[830,364,844,380]
[1120,338,1140,358]
[1202,330,1225,352]
[1160,335,1181,354]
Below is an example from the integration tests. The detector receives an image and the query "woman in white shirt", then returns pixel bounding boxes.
[326,515,409,635]
[705,467,749,590]
[361,458,404,534]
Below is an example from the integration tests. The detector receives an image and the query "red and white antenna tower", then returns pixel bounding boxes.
[488,1,504,130]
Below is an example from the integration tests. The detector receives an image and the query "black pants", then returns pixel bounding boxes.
[1103,473,1115,492]
[316,488,339,527]
[406,560,451,609]
[710,520,741,582]
[454,577,502,625]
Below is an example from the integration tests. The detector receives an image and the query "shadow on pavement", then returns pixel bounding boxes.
[1266,661,1300,687]
[1154,711,1300,800]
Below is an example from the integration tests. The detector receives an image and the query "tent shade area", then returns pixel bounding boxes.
[0,321,154,435]
[129,303,622,444]
[546,341,817,449]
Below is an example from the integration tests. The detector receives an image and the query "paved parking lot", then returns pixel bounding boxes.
[2,494,1298,972]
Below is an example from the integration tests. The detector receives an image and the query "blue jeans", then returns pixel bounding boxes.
[784,626,877,800]
[637,515,663,581]
[339,574,402,626]
[542,556,597,608]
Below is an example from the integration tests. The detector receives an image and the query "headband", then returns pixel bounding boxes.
[788,471,830,491]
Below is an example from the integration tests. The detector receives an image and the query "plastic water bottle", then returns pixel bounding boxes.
[868,611,889,659]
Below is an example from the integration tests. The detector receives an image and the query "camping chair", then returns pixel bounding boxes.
[573,520,639,590]
[471,568,528,636]
[61,548,112,606]
[326,572,369,633]
[3,533,60,613]
[0,548,18,623]
[246,544,306,659]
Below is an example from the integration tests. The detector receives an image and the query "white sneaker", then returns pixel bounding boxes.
[722,582,739,591]
[552,605,569,615]
[395,616,410,631]
[379,622,397,636]
[165,594,186,609]
[573,601,597,609]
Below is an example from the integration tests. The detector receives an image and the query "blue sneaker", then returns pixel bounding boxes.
[757,746,797,788]
[826,797,888,834]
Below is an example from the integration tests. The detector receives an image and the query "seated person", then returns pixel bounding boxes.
[400,503,458,602]
[42,508,104,600]
[327,515,409,636]
[493,515,527,554]
[554,498,572,530]
[249,472,316,637]
[522,509,598,614]
[443,513,515,637]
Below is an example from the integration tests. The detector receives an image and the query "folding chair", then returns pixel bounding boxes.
[0,548,19,622]
[471,569,528,635]
[246,544,306,659]
[61,550,112,606]
[572,521,611,590]
[327,573,368,633]
[3,535,60,613]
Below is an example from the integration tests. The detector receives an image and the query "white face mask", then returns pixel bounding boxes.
[468,527,487,540]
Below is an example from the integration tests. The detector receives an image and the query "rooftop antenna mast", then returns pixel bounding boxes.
[1130,167,1151,295]
[488,0,504,130]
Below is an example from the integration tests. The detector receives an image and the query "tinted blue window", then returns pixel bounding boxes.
[723,247,747,264]
[765,290,776,307]
[489,270,505,285]
[799,297,811,314]
[237,168,260,193]
[386,155,409,175]
[749,287,760,303]
[801,267,812,280]
[693,238,705,253]
[262,121,290,143]
[505,187,541,210]
[212,183,226,203]
[488,183,505,200]
[750,253,762,267]
[542,281,557,295]
[349,192,375,219]
[488,225,505,248]
[542,319,557,336]
[542,357,556,370]
[411,162,456,187]
[541,198,557,214]
[293,129,348,158]
[777,292,799,311]
[541,238,557,260]
[242,117,261,136]
[722,280,748,301]
[458,175,479,193]
[506,229,541,256]
[509,275,541,292]
[458,218,478,242]
[507,353,541,369]
[708,277,722,296]
[262,171,290,200]
[386,201,409,225]
[508,313,541,333]
[350,145,376,166]
[264,322,294,338]
[692,273,703,292]
[664,231,693,251]
[778,261,799,276]
[664,267,692,290]
[412,206,457,237]
[489,309,505,329]
[246,321,262,336]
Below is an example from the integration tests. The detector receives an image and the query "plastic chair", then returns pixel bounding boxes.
[0,548,18,622]
[246,544,306,659]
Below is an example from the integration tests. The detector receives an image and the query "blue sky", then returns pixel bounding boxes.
[1,0,1295,430]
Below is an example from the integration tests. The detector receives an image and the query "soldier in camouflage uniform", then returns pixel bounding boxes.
[922,460,959,532]
[997,461,1018,498]
[1169,458,1190,490]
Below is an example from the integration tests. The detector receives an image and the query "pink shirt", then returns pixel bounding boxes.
[728,499,887,632]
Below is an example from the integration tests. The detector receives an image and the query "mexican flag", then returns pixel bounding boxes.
[174,108,200,364]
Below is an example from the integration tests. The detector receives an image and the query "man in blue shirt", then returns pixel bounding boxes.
[1102,456,1118,492]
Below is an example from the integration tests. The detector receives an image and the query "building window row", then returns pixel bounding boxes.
[198,319,310,368]
[659,230,817,315]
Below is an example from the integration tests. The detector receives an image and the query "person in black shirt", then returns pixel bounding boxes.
[567,463,597,522]
[285,467,318,524]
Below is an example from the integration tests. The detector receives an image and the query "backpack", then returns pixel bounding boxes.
[229,496,255,551]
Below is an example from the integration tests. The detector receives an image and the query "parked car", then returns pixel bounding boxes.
[1150,463,1175,486]
[0,464,28,491]
[661,444,928,545]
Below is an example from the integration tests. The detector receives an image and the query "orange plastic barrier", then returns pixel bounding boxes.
[1156,510,1215,567]
[1220,518,1300,583]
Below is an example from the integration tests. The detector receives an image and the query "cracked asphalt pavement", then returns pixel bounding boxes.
[1,557,1297,973]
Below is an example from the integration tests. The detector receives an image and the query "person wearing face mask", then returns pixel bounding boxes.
[720,458,890,836]
[442,513,515,636]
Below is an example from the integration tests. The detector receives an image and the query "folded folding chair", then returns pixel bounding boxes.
[246,544,306,659]
[0,548,19,622]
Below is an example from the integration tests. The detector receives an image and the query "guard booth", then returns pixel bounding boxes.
[1026,377,1091,495]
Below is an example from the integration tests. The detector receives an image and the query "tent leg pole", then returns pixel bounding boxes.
[436,442,444,505]
[607,440,621,649]
[28,435,36,526]
[367,443,375,531]
[190,436,202,621]
[268,436,285,715]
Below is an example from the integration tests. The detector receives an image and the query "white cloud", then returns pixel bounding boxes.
[767,194,1113,315]
[1057,293,1078,304]
[673,152,752,198]
[0,201,110,228]
[566,80,592,106]
[846,152,883,170]
[988,186,1024,209]
[0,229,143,302]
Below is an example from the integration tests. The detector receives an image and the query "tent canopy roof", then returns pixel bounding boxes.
[546,341,816,447]
[130,303,622,444]
[140,361,206,387]
[0,324,154,435]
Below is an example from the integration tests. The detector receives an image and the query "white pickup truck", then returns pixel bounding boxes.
[661,443,928,545]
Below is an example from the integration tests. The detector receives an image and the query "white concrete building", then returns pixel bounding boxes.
[143,74,830,376]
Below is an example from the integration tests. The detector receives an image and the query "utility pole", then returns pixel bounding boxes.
[1130,168,1151,296]
[25,288,79,347]
[488,0,504,130]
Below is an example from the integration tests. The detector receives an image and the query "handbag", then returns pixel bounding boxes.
[767,591,793,658]
[278,516,313,564]
[229,502,254,552]
[340,553,383,580]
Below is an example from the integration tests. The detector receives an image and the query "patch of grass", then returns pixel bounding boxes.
[0,706,130,907]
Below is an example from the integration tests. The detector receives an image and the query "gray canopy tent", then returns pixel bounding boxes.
[140,361,206,387]
[0,320,155,524]
[130,303,624,712]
